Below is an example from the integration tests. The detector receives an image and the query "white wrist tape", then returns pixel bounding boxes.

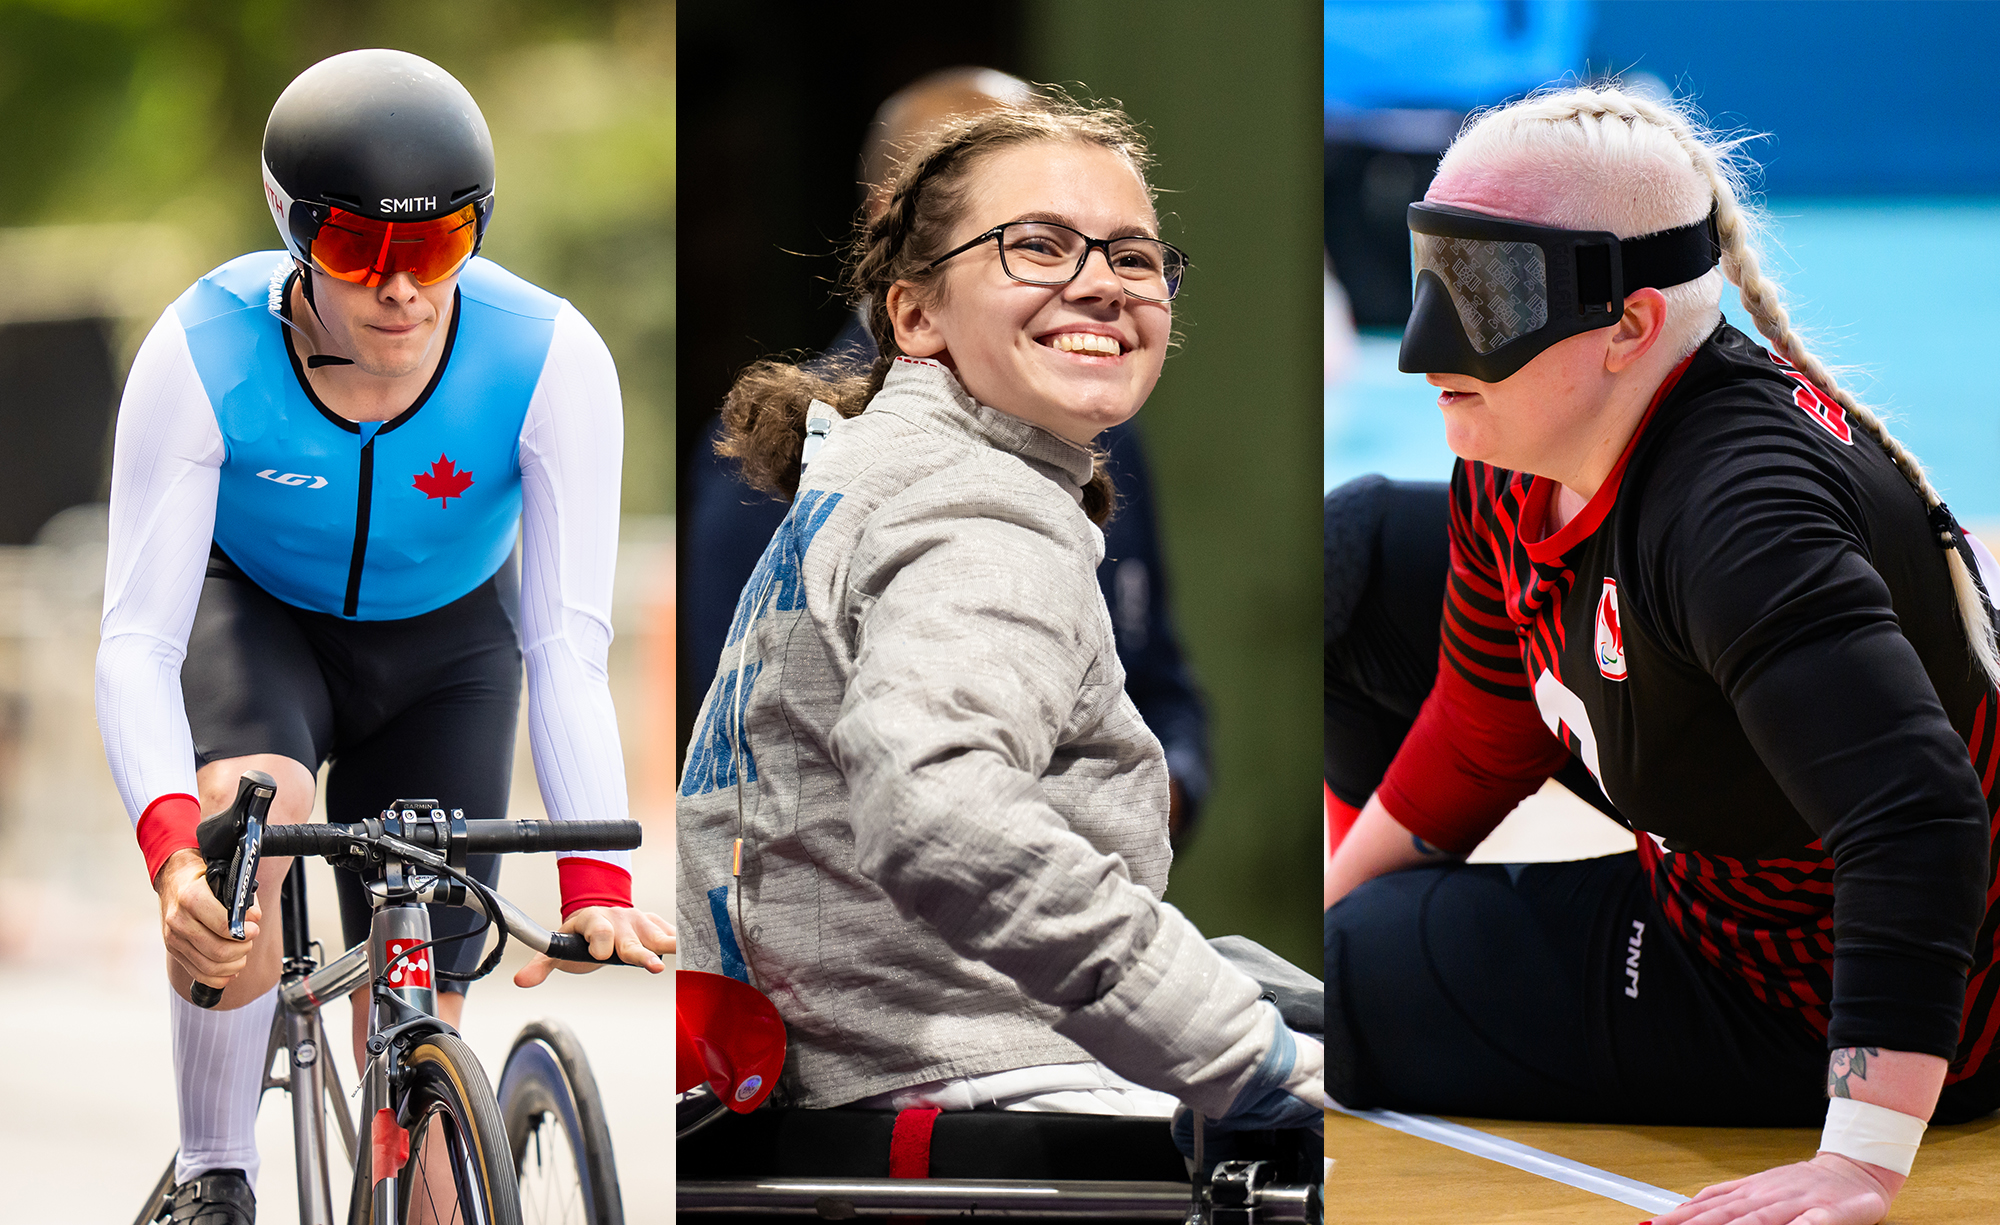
[1818,1097,1927,1176]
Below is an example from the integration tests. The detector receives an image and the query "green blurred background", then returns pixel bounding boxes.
[0,0,676,515]
[678,0,1323,967]
[1039,2,1324,967]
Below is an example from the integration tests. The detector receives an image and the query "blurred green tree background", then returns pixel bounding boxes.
[0,0,677,512]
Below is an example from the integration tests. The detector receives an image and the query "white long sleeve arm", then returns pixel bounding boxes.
[518,305,633,901]
[96,313,224,839]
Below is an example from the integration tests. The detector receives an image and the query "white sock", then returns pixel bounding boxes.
[171,984,278,1188]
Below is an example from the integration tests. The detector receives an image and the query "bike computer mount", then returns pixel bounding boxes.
[355,798,472,907]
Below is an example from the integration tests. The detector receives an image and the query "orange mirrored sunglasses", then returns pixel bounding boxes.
[309,202,481,287]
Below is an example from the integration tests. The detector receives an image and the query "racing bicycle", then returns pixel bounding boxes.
[133,771,645,1225]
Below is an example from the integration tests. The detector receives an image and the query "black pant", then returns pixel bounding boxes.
[182,546,521,991]
[1326,853,1835,1125]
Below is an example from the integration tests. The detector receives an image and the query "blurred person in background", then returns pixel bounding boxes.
[683,66,1211,845]
[1325,83,2000,1225]
[678,90,1319,1144]
[94,49,672,1221]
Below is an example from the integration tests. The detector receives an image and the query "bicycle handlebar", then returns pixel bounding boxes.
[258,817,643,857]
[544,931,638,965]
[193,805,644,1007]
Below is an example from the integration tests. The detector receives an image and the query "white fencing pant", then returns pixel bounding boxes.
[852,1060,1180,1117]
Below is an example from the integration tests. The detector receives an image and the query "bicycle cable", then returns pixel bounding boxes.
[378,834,511,985]
[305,826,512,1020]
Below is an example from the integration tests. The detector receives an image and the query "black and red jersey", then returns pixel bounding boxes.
[1379,323,2000,1081]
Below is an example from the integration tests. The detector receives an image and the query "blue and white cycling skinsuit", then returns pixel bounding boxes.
[94,250,633,1183]
[99,249,631,892]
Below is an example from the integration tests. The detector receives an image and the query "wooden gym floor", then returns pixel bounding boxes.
[1327,1107,2000,1223]
[1325,786,2000,1223]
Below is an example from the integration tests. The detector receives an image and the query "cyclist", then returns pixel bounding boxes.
[95,49,674,1221]
[679,92,1321,1142]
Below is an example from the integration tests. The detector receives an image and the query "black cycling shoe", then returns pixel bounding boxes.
[164,1168,255,1225]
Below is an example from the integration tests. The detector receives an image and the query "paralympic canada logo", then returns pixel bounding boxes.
[413,454,473,506]
[1596,577,1628,681]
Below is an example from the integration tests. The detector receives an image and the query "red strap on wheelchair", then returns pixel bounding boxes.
[888,1107,940,1178]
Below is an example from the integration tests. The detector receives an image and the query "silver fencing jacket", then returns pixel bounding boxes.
[677,357,1277,1113]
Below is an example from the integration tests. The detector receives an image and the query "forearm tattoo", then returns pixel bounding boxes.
[1828,1047,1881,1099]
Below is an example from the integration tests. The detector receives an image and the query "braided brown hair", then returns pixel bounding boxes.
[717,89,1153,523]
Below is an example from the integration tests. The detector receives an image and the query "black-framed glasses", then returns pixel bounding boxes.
[923,221,1189,302]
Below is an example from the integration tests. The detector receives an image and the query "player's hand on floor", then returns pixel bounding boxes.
[514,905,676,986]
[1648,1153,1899,1225]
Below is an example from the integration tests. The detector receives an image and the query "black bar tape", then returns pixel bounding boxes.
[460,819,643,854]
[258,823,361,856]
[546,931,638,966]
[258,818,642,857]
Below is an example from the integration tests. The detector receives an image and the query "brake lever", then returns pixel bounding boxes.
[188,770,277,1009]
[225,813,266,939]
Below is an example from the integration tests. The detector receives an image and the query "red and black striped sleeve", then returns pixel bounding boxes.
[1440,463,1538,699]
[1377,463,1569,854]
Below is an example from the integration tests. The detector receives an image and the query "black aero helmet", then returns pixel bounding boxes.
[261,49,495,285]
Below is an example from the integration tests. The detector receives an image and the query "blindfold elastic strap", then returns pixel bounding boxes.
[1616,209,1721,293]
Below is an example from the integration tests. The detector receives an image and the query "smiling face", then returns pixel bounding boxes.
[305,267,457,380]
[887,140,1171,445]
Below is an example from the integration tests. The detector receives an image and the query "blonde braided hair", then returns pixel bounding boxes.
[1447,83,2000,688]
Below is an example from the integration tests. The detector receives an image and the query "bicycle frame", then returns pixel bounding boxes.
[266,861,359,1225]
[138,793,645,1225]
[248,842,511,1222]
[252,855,460,1225]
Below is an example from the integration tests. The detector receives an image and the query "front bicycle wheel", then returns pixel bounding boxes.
[497,1020,623,1225]
[349,1033,521,1225]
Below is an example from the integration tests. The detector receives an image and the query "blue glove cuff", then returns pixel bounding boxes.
[1170,1021,1317,1154]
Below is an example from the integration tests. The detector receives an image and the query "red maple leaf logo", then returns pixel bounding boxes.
[413,454,473,506]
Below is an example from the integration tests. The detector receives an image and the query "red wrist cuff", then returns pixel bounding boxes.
[558,856,632,919]
[138,793,202,883]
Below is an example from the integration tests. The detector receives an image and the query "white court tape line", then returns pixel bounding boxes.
[1332,1103,1691,1214]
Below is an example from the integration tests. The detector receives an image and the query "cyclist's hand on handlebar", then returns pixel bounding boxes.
[153,847,259,990]
[513,905,676,987]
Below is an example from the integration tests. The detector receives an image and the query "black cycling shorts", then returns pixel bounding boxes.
[182,545,523,993]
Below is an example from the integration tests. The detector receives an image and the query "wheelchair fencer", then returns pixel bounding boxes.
[675,939,1324,1224]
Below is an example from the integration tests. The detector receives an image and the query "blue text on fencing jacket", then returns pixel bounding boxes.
[174,252,558,619]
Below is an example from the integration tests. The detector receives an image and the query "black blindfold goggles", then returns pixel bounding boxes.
[1398,202,1721,382]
